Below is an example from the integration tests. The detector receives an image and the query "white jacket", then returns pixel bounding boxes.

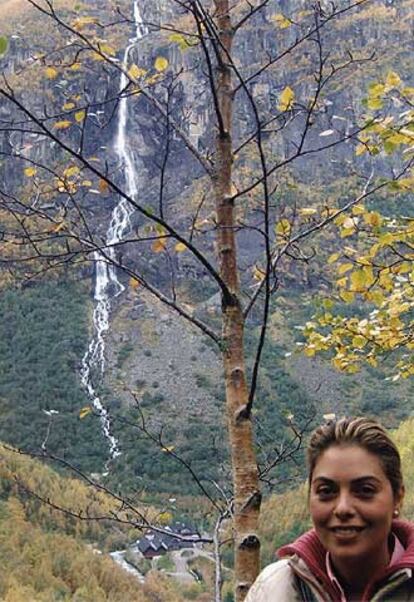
[245,521,414,601]
[245,556,414,601]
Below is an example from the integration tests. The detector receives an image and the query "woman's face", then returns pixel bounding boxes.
[309,444,403,571]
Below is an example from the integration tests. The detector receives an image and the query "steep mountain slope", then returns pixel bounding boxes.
[0,443,185,602]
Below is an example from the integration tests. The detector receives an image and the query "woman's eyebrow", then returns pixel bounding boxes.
[312,475,381,484]
[351,476,381,484]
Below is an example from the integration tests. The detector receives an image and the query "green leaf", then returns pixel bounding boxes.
[0,36,8,57]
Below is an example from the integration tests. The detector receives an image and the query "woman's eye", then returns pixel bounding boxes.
[357,486,376,497]
[316,487,335,498]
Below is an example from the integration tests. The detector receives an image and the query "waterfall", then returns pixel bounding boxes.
[80,1,147,461]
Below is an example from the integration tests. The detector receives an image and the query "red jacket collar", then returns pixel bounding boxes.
[277,520,414,600]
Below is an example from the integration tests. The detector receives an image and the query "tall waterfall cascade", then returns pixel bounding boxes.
[80,1,147,461]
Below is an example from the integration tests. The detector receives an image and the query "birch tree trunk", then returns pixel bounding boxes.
[213,2,261,599]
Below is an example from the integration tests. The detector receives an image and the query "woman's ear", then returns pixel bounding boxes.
[395,484,405,514]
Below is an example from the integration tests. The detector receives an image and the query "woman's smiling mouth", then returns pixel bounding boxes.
[329,526,366,539]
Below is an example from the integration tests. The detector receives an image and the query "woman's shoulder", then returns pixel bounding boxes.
[245,558,300,602]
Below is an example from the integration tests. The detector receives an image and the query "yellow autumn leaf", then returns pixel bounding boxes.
[99,43,116,56]
[152,238,167,253]
[334,214,346,227]
[128,64,147,79]
[367,97,383,110]
[368,82,386,96]
[362,266,375,287]
[278,86,295,111]
[98,178,109,194]
[352,335,367,349]
[363,211,382,228]
[155,223,166,236]
[253,266,265,281]
[54,120,72,130]
[339,290,355,304]
[336,277,348,288]
[63,165,80,178]
[175,242,187,253]
[145,74,161,86]
[75,110,86,123]
[79,406,92,419]
[63,102,75,110]
[158,511,173,524]
[275,218,292,237]
[70,62,82,71]
[72,16,98,30]
[56,179,66,193]
[340,227,356,238]
[395,262,411,274]
[355,144,367,156]
[24,166,37,177]
[162,445,175,453]
[367,290,384,306]
[154,56,169,72]
[379,271,393,291]
[45,66,58,79]
[385,71,401,89]
[129,277,140,289]
[328,252,340,264]
[356,255,371,266]
[299,207,317,216]
[52,221,66,233]
[343,216,357,229]
[337,263,353,275]
[350,269,367,290]
[92,52,105,62]
[168,32,194,51]
[271,13,292,28]
[352,205,365,215]
[81,180,93,187]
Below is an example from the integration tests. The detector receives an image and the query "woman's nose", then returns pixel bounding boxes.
[333,491,355,518]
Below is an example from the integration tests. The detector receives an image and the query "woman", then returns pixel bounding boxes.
[245,416,414,601]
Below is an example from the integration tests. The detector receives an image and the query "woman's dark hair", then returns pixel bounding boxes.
[307,416,403,497]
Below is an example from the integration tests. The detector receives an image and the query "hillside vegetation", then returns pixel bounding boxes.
[0,444,186,602]
[0,282,108,473]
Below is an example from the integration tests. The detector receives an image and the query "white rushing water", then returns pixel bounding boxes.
[80,1,147,460]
